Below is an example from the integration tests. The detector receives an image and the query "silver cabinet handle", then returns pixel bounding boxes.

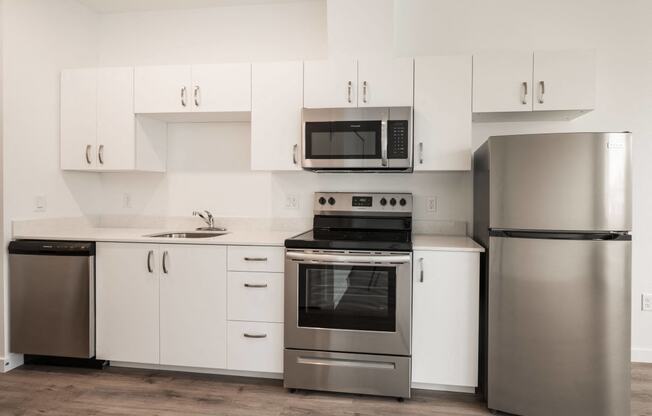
[98,144,104,165]
[85,145,92,165]
[362,80,368,103]
[244,257,268,262]
[292,144,298,165]
[419,142,424,164]
[181,86,187,107]
[193,86,200,107]
[381,117,388,167]
[244,283,268,288]
[347,81,352,103]
[147,250,154,273]
[521,81,528,105]
[419,257,424,282]
[162,251,169,274]
[244,333,267,339]
[538,80,545,104]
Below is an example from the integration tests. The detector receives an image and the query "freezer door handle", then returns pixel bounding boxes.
[489,230,631,241]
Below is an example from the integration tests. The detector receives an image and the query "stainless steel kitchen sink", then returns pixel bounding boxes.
[146,231,228,239]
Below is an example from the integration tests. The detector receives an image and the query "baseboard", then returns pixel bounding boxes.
[632,348,652,363]
[111,361,283,380]
[1,353,24,373]
[411,382,476,394]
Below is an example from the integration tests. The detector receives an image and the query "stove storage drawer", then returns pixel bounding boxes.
[227,321,283,373]
[227,271,284,323]
[227,246,284,272]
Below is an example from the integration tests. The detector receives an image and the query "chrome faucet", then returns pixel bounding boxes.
[193,210,215,229]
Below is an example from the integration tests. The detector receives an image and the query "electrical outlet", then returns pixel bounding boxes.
[285,194,299,210]
[426,196,437,213]
[34,195,47,213]
[122,193,132,209]
[642,294,652,312]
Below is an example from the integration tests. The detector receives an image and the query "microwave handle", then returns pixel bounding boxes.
[381,117,388,167]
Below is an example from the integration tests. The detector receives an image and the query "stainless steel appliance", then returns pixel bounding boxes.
[302,107,412,172]
[9,240,96,358]
[284,192,413,399]
[473,132,632,416]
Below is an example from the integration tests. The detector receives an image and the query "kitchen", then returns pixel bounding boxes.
[0,0,651,415]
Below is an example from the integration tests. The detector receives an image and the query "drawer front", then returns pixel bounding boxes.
[228,272,284,323]
[227,246,284,272]
[227,321,283,373]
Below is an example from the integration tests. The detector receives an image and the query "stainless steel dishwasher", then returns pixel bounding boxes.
[9,240,95,358]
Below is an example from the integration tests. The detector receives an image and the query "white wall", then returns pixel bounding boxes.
[0,0,100,364]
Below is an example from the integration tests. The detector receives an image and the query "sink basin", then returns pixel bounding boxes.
[146,231,228,239]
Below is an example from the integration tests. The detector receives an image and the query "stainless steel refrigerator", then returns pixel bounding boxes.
[473,132,631,416]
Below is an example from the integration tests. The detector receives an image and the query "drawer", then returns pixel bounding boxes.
[227,246,284,272]
[227,321,283,373]
[228,272,283,323]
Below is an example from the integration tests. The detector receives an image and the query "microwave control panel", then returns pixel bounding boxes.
[387,120,409,159]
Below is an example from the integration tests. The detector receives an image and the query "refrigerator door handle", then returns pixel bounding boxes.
[489,230,631,241]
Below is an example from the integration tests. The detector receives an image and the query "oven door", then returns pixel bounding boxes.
[285,250,412,356]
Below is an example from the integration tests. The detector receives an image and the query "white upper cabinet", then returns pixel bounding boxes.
[358,58,414,107]
[251,61,303,171]
[473,51,534,113]
[304,59,358,108]
[414,56,472,171]
[532,50,596,111]
[135,64,251,114]
[191,64,251,112]
[61,68,97,170]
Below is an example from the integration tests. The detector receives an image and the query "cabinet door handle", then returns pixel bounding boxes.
[244,257,267,262]
[244,333,267,339]
[419,257,424,282]
[292,144,298,165]
[538,80,545,104]
[147,250,154,273]
[162,251,169,274]
[85,144,92,165]
[347,81,352,103]
[193,86,200,107]
[181,86,187,107]
[244,283,268,288]
[362,81,368,103]
[98,144,104,165]
[521,81,528,105]
[419,142,424,164]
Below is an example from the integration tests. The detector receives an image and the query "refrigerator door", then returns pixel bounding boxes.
[489,132,631,231]
[488,235,631,416]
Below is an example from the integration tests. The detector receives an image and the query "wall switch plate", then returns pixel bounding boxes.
[285,194,299,210]
[34,195,47,212]
[426,196,437,213]
[642,294,652,311]
[122,193,132,209]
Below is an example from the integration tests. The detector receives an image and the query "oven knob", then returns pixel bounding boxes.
[380,198,387,206]
[399,198,407,206]
[318,197,327,205]
[328,197,336,205]
[390,198,397,206]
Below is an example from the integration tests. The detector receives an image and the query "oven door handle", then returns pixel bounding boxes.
[286,251,411,265]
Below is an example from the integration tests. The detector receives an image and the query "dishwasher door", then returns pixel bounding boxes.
[9,241,95,358]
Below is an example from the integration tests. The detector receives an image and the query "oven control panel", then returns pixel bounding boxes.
[314,192,413,214]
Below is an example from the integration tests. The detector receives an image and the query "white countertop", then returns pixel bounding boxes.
[412,234,485,252]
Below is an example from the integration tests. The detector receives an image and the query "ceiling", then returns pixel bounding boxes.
[77,0,320,13]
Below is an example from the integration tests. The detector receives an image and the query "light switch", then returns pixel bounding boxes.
[34,195,47,212]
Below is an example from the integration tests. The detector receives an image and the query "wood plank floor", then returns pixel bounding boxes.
[0,363,650,416]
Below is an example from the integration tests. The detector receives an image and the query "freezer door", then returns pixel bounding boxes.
[489,132,631,231]
[488,236,631,416]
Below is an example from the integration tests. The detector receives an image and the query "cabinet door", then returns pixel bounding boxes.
[97,67,135,171]
[60,68,97,170]
[251,61,302,171]
[473,52,533,113]
[96,243,160,364]
[134,65,192,113]
[228,272,284,323]
[358,58,414,107]
[533,50,596,111]
[412,250,480,387]
[191,63,251,112]
[227,321,284,373]
[304,59,357,108]
[414,56,472,171]
[159,245,227,369]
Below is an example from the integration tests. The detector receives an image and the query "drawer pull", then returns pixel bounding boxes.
[244,257,268,262]
[244,283,268,288]
[244,333,267,339]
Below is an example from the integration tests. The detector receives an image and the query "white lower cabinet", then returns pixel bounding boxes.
[412,250,480,389]
[227,272,284,323]
[227,321,284,373]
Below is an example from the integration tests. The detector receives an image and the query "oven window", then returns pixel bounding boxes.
[305,121,381,159]
[298,264,396,332]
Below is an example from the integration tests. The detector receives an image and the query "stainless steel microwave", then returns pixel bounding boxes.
[302,107,413,172]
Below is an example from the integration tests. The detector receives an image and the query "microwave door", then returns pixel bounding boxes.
[303,121,384,169]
